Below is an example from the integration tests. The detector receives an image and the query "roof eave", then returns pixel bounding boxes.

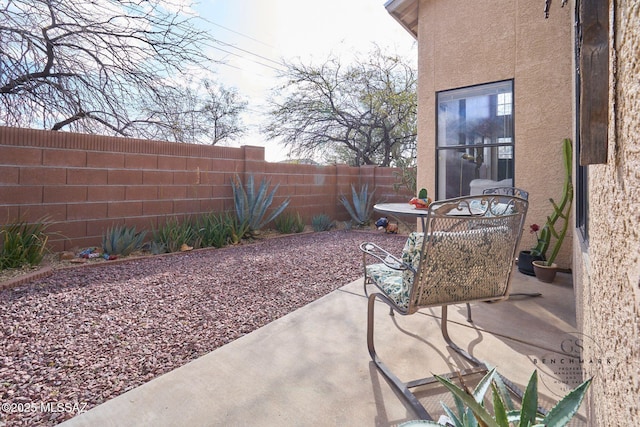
[384,0,418,39]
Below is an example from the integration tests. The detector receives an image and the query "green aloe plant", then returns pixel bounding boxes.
[412,368,591,427]
[231,174,290,236]
[339,184,376,227]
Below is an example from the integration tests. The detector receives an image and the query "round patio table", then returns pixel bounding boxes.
[373,202,430,231]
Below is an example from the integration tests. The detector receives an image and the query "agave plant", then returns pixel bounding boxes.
[412,368,591,427]
[231,174,290,236]
[311,214,335,232]
[339,184,376,227]
[102,225,146,256]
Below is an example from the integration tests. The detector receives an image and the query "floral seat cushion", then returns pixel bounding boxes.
[366,224,511,308]
[365,232,424,309]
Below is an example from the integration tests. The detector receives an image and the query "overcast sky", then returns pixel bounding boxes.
[192,0,417,162]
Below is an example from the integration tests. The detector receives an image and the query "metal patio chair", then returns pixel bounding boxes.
[483,186,529,200]
[360,195,528,420]
[483,186,543,301]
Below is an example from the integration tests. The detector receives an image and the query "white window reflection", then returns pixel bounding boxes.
[436,81,514,198]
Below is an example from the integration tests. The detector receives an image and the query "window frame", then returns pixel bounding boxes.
[435,79,516,200]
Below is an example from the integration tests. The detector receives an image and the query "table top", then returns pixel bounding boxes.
[374,201,491,217]
[373,202,430,217]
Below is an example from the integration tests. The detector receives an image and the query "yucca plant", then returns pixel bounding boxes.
[274,211,305,234]
[0,219,50,270]
[413,368,591,427]
[231,174,290,236]
[102,225,147,256]
[152,217,197,253]
[339,184,376,227]
[311,214,335,232]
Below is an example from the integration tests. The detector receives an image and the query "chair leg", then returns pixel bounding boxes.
[440,305,484,367]
[367,293,432,420]
[368,298,538,420]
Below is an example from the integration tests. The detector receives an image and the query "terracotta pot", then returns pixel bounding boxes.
[532,260,558,283]
[517,250,545,276]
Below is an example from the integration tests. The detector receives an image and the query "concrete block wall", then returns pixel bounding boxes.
[0,127,412,251]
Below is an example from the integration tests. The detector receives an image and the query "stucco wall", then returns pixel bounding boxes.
[575,1,640,423]
[415,0,574,266]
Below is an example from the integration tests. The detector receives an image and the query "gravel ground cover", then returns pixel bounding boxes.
[0,230,406,426]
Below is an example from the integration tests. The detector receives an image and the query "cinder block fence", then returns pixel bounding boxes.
[0,127,412,251]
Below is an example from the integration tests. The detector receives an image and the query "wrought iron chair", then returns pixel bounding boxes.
[360,195,528,420]
[483,186,529,200]
[483,186,542,300]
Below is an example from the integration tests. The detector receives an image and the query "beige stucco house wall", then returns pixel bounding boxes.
[387,0,640,424]
[573,0,640,423]
[388,0,574,268]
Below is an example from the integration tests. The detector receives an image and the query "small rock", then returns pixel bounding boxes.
[59,251,75,260]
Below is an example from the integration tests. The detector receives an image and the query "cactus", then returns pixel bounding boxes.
[530,138,573,266]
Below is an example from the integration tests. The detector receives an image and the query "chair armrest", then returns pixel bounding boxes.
[359,242,412,272]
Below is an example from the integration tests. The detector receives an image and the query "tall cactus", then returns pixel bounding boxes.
[531,138,573,266]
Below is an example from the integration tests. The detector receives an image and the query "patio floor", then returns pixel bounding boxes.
[60,270,586,426]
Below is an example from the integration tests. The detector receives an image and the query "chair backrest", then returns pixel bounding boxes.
[483,186,529,200]
[408,195,528,313]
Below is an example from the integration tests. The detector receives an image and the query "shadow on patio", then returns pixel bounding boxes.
[61,270,586,426]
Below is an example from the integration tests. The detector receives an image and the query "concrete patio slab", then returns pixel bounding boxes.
[60,271,586,426]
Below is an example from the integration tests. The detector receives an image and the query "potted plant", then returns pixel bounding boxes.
[517,223,548,276]
[532,138,573,283]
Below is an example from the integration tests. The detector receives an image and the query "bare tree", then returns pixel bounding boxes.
[145,79,247,144]
[0,0,226,139]
[264,46,417,166]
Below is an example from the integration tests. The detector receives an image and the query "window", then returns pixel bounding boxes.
[436,80,515,199]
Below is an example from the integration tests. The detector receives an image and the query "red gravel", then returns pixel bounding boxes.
[0,230,406,426]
